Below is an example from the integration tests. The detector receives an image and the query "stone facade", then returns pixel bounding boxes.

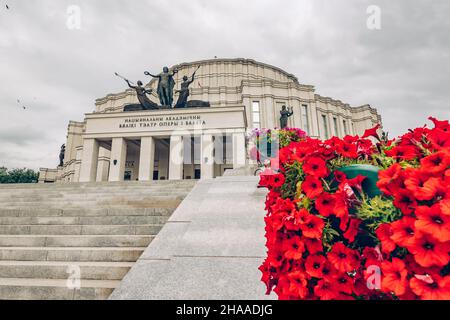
[39,58,382,183]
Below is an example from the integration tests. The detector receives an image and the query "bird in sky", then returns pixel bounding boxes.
[16,99,28,110]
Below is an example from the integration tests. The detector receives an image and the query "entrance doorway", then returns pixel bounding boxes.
[154,139,170,180]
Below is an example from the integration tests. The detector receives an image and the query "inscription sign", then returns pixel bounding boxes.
[83,107,246,137]
[119,115,206,129]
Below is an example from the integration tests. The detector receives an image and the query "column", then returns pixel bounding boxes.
[96,146,110,182]
[201,134,215,180]
[73,146,83,182]
[310,102,320,139]
[169,135,184,180]
[78,139,99,182]
[139,137,156,181]
[233,132,247,169]
[108,138,127,182]
[264,96,275,129]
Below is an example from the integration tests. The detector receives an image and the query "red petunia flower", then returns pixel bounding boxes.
[429,117,450,132]
[441,198,450,216]
[410,274,450,300]
[303,157,329,178]
[305,254,327,278]
[300,214,325,239]
[328,243,360,273]
[314,280,340,300]
[333,192,351,231]
[427,129,450,151]
[381,258,409,297]
[390,217,419,248]
[376,223,397,254]
[272,173,286,189]
[302,175,324,199]
[343,219,362,243]
[377,163,403,196]
[420,151,450,174]
[315,193,336,217]
[304,238,324,255]
[393,189,418,215]
[270,197,295,216]
[334,273,356,295]
[415,204,450,242]
[408,234,450,268]
[274,276,293,300]
[385,146,420,161]
[362,247,383,265]
[265,250,285,269]
[321,261,338,282]
[358,138,376,157]
[284,271,309,299]
[336,140,359,159]
[404,169,441,201]
[284,208,309,231]
[362,124,382,141]
[282,236,306,260]
[289,141,312,163]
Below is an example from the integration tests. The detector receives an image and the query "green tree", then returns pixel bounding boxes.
[0,167,39,184]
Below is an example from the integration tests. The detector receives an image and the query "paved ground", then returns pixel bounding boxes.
[110,175,276,300]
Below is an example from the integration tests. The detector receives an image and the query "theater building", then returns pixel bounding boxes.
[39,58,382,183]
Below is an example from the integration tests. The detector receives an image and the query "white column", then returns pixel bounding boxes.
[108,138,127,182]
[169,135,184,180]
[264,96,275,129]
[201,134,215,180]
[73,146,83,182]
[233,132,247,169]
[310,102,320,139]
[96,146,110,182]
[79,139,99,182]
[139,137,156,181]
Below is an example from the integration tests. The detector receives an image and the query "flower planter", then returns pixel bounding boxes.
[338,164,382,198]
[259,118,450,300]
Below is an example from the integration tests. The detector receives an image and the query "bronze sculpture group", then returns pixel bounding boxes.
[115,64,292,127]
[117,65,208,112]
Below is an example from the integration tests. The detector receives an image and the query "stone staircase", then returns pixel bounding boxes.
[0,180,197,300]
[110,175,275,300]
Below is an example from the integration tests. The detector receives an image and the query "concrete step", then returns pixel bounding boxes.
[0,278,119,300]
[0,261,134,280]
[0,191,192,199]
[1,201,183,208]
[0,215,168,225]
[0,247,146,262]
[0,180,196,300]
[0,235,154,247]
[0,181,197,191]
[0,224,163,235]
[0,196,186,206]
[0,185,194,192]
[0,207,175,217]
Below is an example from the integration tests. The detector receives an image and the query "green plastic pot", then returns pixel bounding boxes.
[338,164,382,198]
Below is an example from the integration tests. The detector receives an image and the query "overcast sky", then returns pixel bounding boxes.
[0,0,449,170]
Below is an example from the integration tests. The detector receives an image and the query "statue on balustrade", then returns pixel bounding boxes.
[59,144,65,167]
[280,105,294,129]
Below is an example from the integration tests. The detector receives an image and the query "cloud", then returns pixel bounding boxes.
[0,0,449,170]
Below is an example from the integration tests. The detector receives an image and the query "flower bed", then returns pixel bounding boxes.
[259,118,450,300]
